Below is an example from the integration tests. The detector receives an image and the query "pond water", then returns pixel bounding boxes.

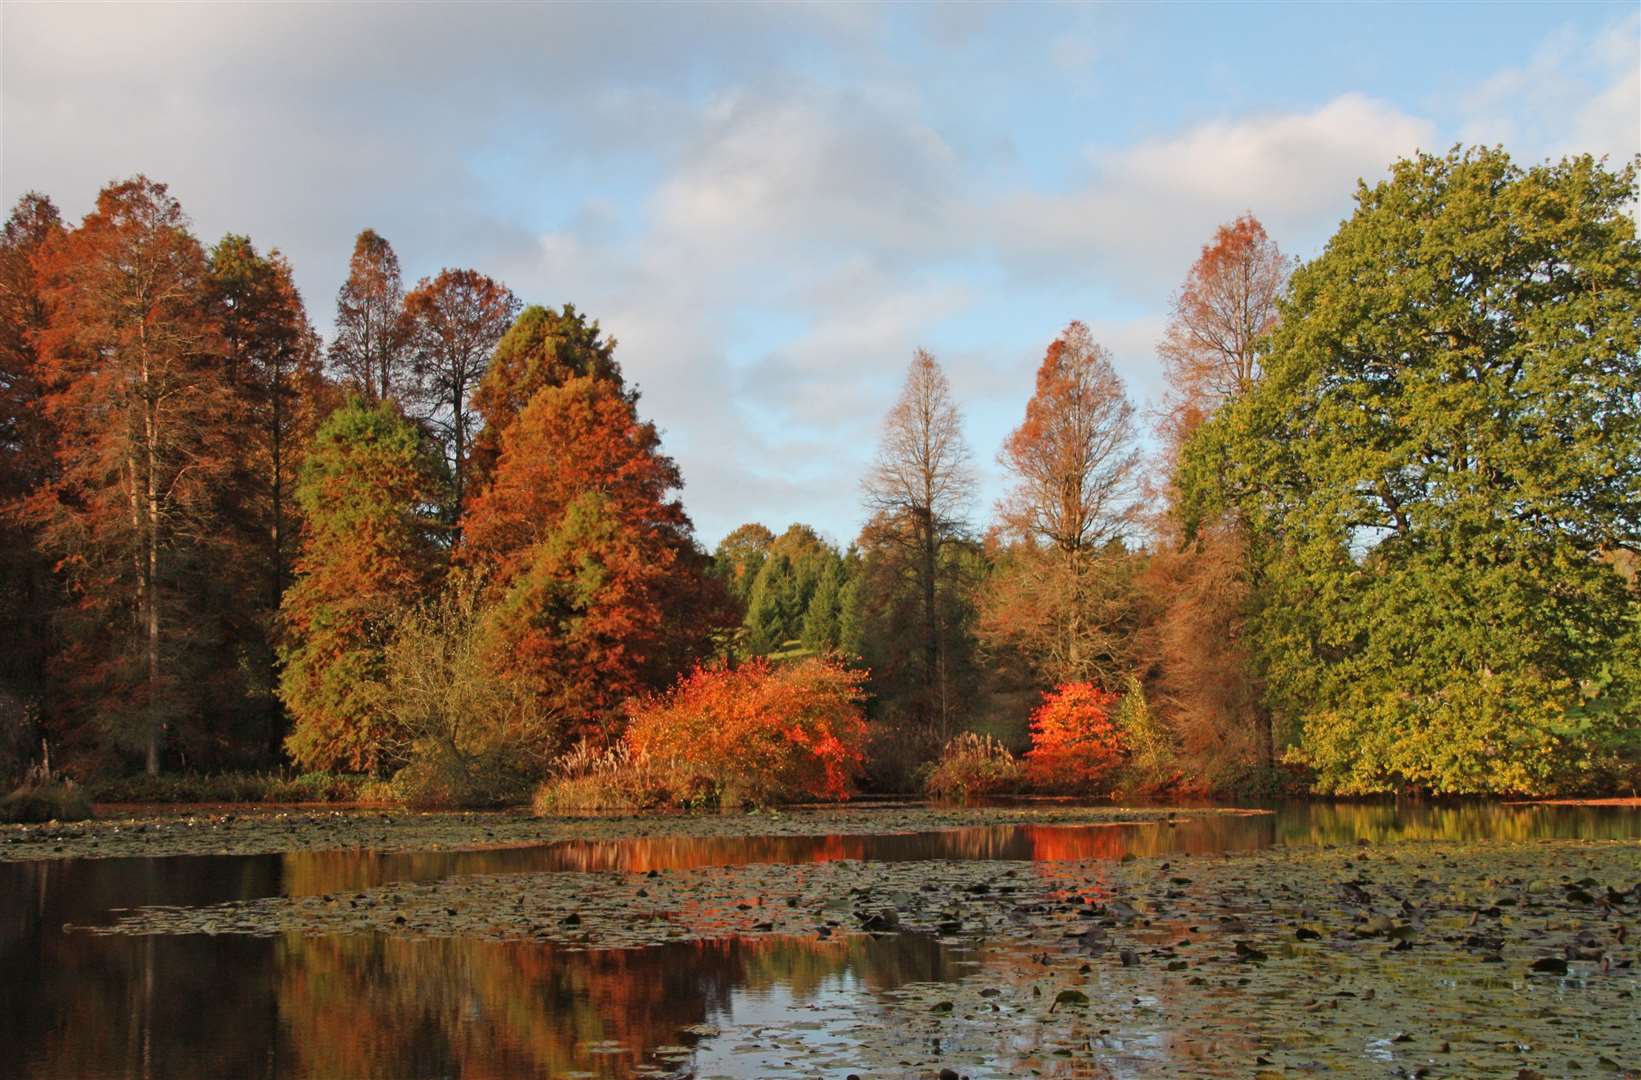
[5,801,1638,1078]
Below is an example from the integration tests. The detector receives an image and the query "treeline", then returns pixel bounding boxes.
[0,177,733,802]
[1,145,1636,800]
[711,147,1641,797]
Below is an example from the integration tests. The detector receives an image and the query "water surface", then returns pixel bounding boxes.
[5,800,1637,1078]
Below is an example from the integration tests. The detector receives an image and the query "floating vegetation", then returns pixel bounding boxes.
[76,838,1641,1077]
[0,803,1260,863]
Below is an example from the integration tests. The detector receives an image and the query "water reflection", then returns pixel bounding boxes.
[4,800,1638,1078]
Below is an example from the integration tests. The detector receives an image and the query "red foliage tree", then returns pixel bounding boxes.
[1023,682,1124,790]
[624,656,869,804]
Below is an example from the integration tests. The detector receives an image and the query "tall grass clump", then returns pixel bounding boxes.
[924,731,1023,802]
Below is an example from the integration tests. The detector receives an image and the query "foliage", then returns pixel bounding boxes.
[624,656,869,806]
[531,740,668,814]
[464,373,728,736]
[402,267,519,514]
[1023,682,1124,791]
[1,779,92,823]
[1155,213,1292,460]
[1110,675,1176,792]
[376,572,552,807]
[711,522,775,607]
[278,399,444,775]
[467,303,623,488]
[1181,147,1641,795]
[86,770,369,803]
[1134,522,1267,778]
[924,732,1022,802]
[328,228,409,403]
[28,176,237,775]
[977,537,1137,688]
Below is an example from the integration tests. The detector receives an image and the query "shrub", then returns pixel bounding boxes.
[1023,682,1124,792]
[87,771,369,804]
[623,656,869,807]
[1112,676,1176,793]
[1,779,93,823]
[925,732,1023,802]
[377,573,559,808]
[1,756,93,823]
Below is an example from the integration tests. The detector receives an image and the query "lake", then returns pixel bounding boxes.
[4,800,1638,1078]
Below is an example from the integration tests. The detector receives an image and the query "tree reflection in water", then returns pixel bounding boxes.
[4,801,1638,1077]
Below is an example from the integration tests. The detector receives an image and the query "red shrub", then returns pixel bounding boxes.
[624,656,869,805]
[1024,683,1124,791]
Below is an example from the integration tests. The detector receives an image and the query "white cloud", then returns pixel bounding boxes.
[987,94,1436,292]
[1458,14,1641,165]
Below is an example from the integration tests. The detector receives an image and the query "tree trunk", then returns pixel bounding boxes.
[144,387,162,777]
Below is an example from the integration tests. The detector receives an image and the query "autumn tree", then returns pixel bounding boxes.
[279,399,444,774]
[462,375,726,737]
[711,522,776,607]
[1181,148,1641,795]
[0,193,63,770]
[1156,214,1292,457]
[624,656,869,805]
[404,268,520,514]
[328,229,409,404]
[204,235,328,757]
[863,349,974,734]
[982,322,1141,687]
[467,303,623,488]
[29,177,233,775]
[1142,216,1292,772]
[1022,682,1124,791]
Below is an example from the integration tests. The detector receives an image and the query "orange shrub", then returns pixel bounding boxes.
[1024,682,1124,791]
[623,656,869,806]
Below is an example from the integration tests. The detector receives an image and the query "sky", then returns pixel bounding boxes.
[3,1,1637,548]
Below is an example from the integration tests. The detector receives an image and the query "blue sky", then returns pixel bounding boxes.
[3,1,1636,547]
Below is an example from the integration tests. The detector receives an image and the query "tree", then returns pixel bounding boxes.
[377,570,554,806]
[404,268,520,515]
[998,323,1138,554]
[467,303,623,489]
[863,349,974,734]
[1023,682,1124,791]
[30,177,232,775]
[738,524,835,656]
[712,522,776,607]
[1181,147,1641,795]
[1156,214,1292,455]
[462,375,726,737]
[328,229,409,404]
[1144,217,1291,770]
[206,236,325,609]
[985,322,1141,686]
[279,399,443,774]
[624,656,869,805]
[0,193,63,742]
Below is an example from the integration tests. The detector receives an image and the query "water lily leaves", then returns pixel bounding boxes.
[1050,988,1089,1011]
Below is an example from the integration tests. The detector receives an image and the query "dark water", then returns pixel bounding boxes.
[4,801,1638,1078]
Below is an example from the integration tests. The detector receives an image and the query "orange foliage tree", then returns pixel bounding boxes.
[462,374,730,738]
[29,177,234,774]
[624,656,869,805]
[1023,682,1124,790]
[278,399,443,774]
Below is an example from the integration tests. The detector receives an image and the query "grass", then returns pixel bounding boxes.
[88,770,372,804]
[1,779,94,823]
